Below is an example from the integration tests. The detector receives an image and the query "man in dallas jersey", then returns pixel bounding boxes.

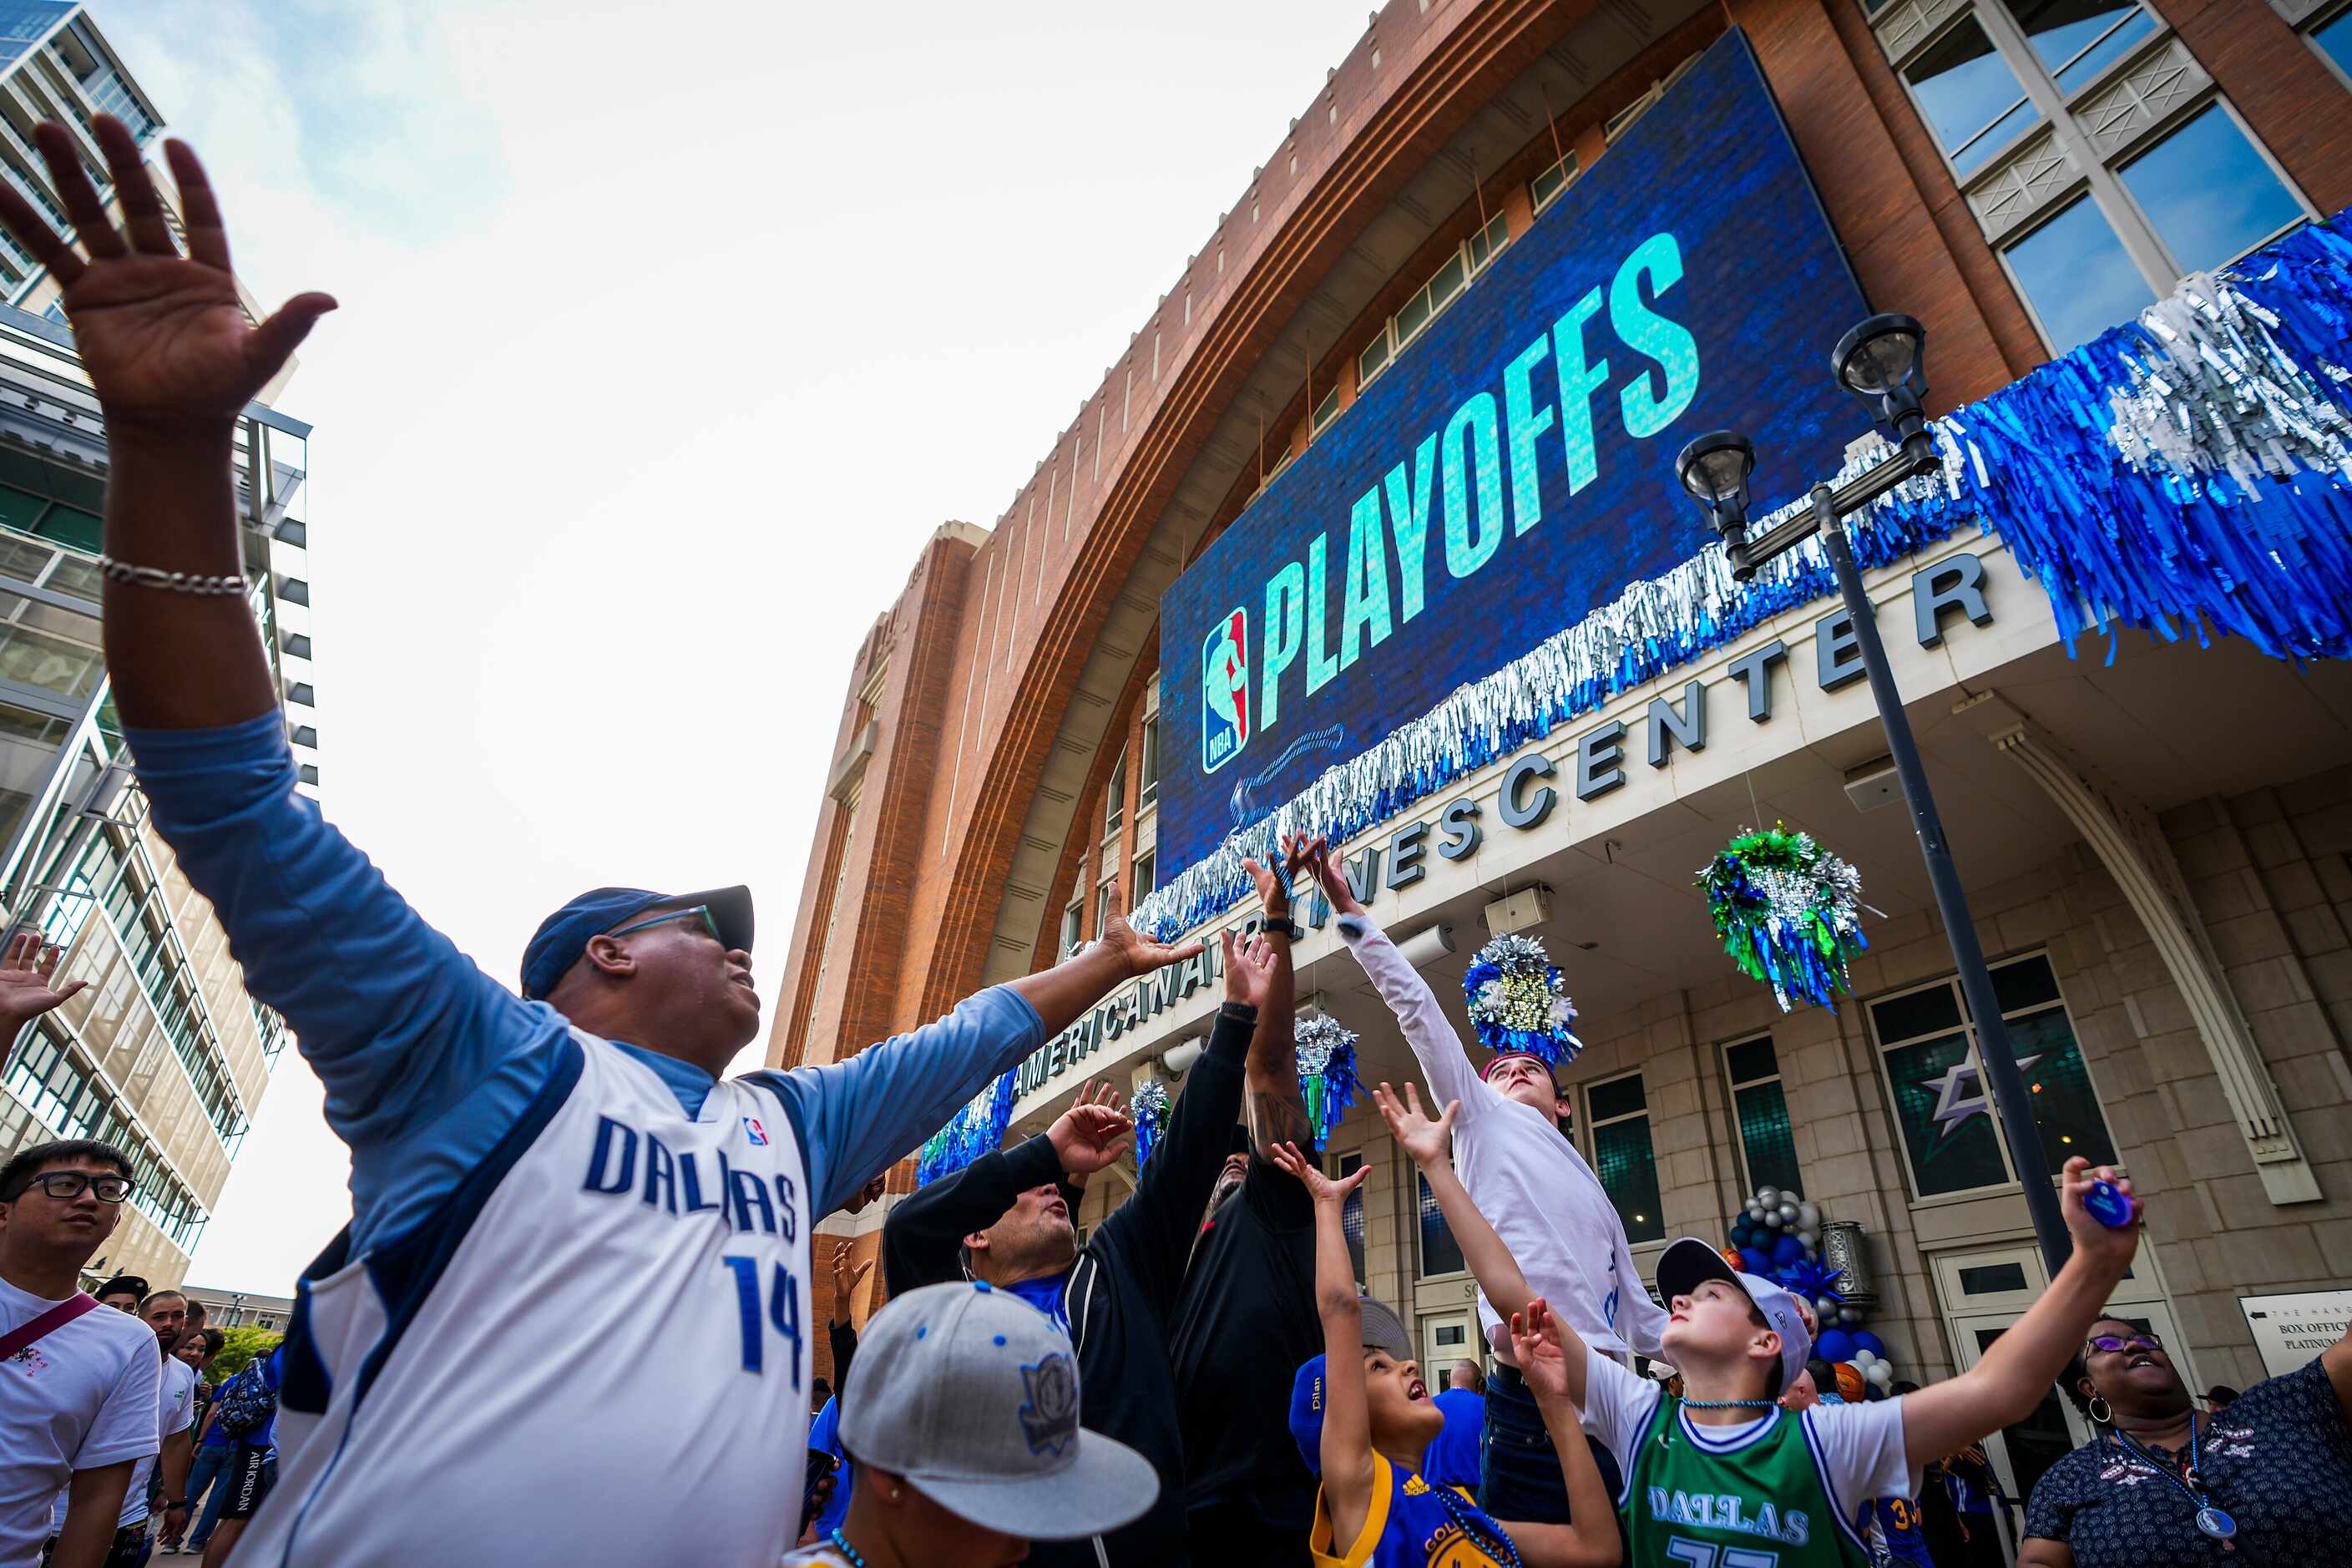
[0,114,1206,1566]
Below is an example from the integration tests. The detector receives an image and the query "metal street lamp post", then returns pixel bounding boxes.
[1673,314,2071,1275]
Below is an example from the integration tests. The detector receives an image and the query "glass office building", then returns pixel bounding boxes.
[0,6,316,1287]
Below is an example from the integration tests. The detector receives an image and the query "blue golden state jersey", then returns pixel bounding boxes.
[1313,1452,1520,1568]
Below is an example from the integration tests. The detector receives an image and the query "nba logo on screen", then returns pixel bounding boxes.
[1201,609,1250,773]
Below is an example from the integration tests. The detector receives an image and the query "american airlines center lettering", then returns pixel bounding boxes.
[1158,29,1870,874]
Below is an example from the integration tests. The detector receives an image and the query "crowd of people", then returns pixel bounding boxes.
[1,110,2349,1568]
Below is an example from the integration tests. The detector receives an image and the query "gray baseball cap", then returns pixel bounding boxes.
[1655,1236,1813,1398]
[838,1280,1160,1541]
[1358,1294,1414,1361]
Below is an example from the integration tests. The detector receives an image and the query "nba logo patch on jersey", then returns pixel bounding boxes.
[742,1116,768,1146]
[1202,609,1250,774]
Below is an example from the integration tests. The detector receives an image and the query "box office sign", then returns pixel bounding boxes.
[2239,1290,2352,1378]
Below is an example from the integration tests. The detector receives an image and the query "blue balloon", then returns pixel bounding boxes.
[1815,1328,1856,1363]
[1772,1234,1805,1266]
[1732,1223,1757,1248]
[1864,1382,1886,1401]
[1738,1247,1773,1276]
[1853,1332,1886,1359]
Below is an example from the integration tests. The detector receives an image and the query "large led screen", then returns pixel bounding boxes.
[1156,29,1870,878]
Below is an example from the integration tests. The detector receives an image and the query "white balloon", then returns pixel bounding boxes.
[1866,1362,1894,1387]
[1778,1202,1799,1223]
[1797,1231,1818,1253]
[1797,1201,1820,1230]
[1763,1210,1784,1228]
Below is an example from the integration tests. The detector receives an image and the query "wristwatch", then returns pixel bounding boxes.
[1261,914,1305,941]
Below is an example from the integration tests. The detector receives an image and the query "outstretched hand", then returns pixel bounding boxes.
[1291,835,1358,916]
[1371,1081,1458,1171]
[0,931,86,1030]
[1047,1080,1133,1176]
[2059,1156,2142,1274]
[1507,1298,1578,1409]
[827,1240,874,1318]
[1222,928,1277,1010]
[0,117,335,431]
[1096,910,1206,979]
[1268,1140,1367,1207]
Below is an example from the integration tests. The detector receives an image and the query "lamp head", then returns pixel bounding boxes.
[1833,313,1928,439]
[1675,429,1755,547]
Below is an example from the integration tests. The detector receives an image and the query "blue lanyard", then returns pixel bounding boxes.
[2108,1416,2237,1543]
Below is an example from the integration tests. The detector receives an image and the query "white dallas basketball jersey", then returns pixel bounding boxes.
[240,1030,814,1565]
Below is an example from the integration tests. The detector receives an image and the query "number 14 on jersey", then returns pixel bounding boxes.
[722,1255,803,1380]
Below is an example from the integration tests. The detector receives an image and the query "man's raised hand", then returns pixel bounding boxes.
[1047,1080,1133,1176]
[827,1240,873,1318]
[0,930,87,1031]
[1267,1140,1366,1207]
[0,118,333,432]
[1371,1080,1457,1171]
[1294,834,1359,917]
[1222,928,1276,1011]
[1095,907,1205,979]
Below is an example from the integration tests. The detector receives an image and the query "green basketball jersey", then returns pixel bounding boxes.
[1621,1397,1874,1568]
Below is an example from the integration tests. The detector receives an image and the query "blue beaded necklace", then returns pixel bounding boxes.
[824,1526,870,1568]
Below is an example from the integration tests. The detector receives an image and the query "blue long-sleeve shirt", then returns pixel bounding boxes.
[126,711,1043,1254]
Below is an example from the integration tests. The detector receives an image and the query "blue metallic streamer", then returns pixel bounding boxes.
[914,1069,1016,1186]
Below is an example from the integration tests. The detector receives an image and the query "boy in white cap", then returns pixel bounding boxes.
[783,1279,1159,1568]
[1298,841,1665,1528]
[1393,1066,2151,1568]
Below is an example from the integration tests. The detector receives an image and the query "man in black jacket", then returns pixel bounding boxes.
[883,918,1283,1568]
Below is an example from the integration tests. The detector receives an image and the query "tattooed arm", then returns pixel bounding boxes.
[1242,836,1312,1154]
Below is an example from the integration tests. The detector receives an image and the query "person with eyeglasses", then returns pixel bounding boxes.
[1,1139,164,1568]
[2017,1313,2352,1565]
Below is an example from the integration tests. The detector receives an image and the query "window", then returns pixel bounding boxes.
[1603,53,1700,144]
[1722,1036,1802,1197]
[1139,716,1160,808]
[2313,6,2352,91]
[1869,952,2117,1200]
[1356,214,1510,392]
[2115,103,2307,276]
[1132,847,1156,898]
[1530,151,1579,213]
[1903,17,2040,177]
[2001,1,2156,94]
[1094,875,1114,937]
[2000,194,2154,355]
[1104,749,1125,835]
[1417,1172,1466,1277]
[1338,1151,1367,1283]
[1060,900,1082,956]
[1311,382,1342,435]
[1584,1072,1664,1243]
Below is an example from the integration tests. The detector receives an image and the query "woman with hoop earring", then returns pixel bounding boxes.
[2015,1312,2352,1565]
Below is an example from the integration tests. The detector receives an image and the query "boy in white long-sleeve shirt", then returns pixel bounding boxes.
[1301,839,1669,1531]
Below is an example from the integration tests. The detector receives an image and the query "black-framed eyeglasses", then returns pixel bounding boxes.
[608,905,723,943]
[2085,1330,2162,1355]
[15,1171,134,1203]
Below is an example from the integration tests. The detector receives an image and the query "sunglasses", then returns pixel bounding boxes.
[608,904,724,943]
[15,1171,134,1203]
[2085,1331,2163,1355]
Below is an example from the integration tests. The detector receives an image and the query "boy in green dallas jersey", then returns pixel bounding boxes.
[1385,1080,2148,1568]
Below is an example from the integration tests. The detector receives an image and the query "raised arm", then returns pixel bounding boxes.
[1900,1160,2144,1470]
[1303,839,1488,1115]
[756,915,1199,1214]
[1268,1141,1376,1550]
[1499,1300,1622,1568]
[1376,1081,1591,1408]
[1241,841,1311,1155]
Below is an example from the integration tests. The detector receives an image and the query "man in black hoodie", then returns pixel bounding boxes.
[883,891,1292,1568]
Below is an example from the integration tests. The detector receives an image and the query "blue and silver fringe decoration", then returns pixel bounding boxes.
[1128,211,2352,946]
[914,1068,1016,1187]
[1130,1080,1171,1167]
[1293,1014,1362,1150]
[1461,933,1581,1067]
[1697,824,1869,1012]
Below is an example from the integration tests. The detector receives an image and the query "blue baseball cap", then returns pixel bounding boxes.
[518,884,754,1000]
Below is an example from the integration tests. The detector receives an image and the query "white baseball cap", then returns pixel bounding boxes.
[839,1280,1159,1541]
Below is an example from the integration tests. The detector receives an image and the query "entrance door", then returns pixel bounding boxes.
[1422,1309,1479,1389]
[1930,1244,2191,1555]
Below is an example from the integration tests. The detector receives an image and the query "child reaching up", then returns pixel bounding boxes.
[1271,1129,1619,1568]
[1389,1076,2151,1568]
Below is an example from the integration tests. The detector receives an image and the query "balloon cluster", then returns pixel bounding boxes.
[1723,1183,1894,1401]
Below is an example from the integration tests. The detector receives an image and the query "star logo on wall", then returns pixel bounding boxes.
[1925,1051,2046,1141]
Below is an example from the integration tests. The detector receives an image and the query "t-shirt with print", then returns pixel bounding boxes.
[777,1545,853,1567]
[1580,1347,1914,1566]
[0,1277,162,1566]
[1310,1450,1520,1568]
[48,1352,197,1532]
[2021,1357,2352,1567]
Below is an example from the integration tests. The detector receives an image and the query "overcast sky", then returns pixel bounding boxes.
[83,0,1370,1292]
